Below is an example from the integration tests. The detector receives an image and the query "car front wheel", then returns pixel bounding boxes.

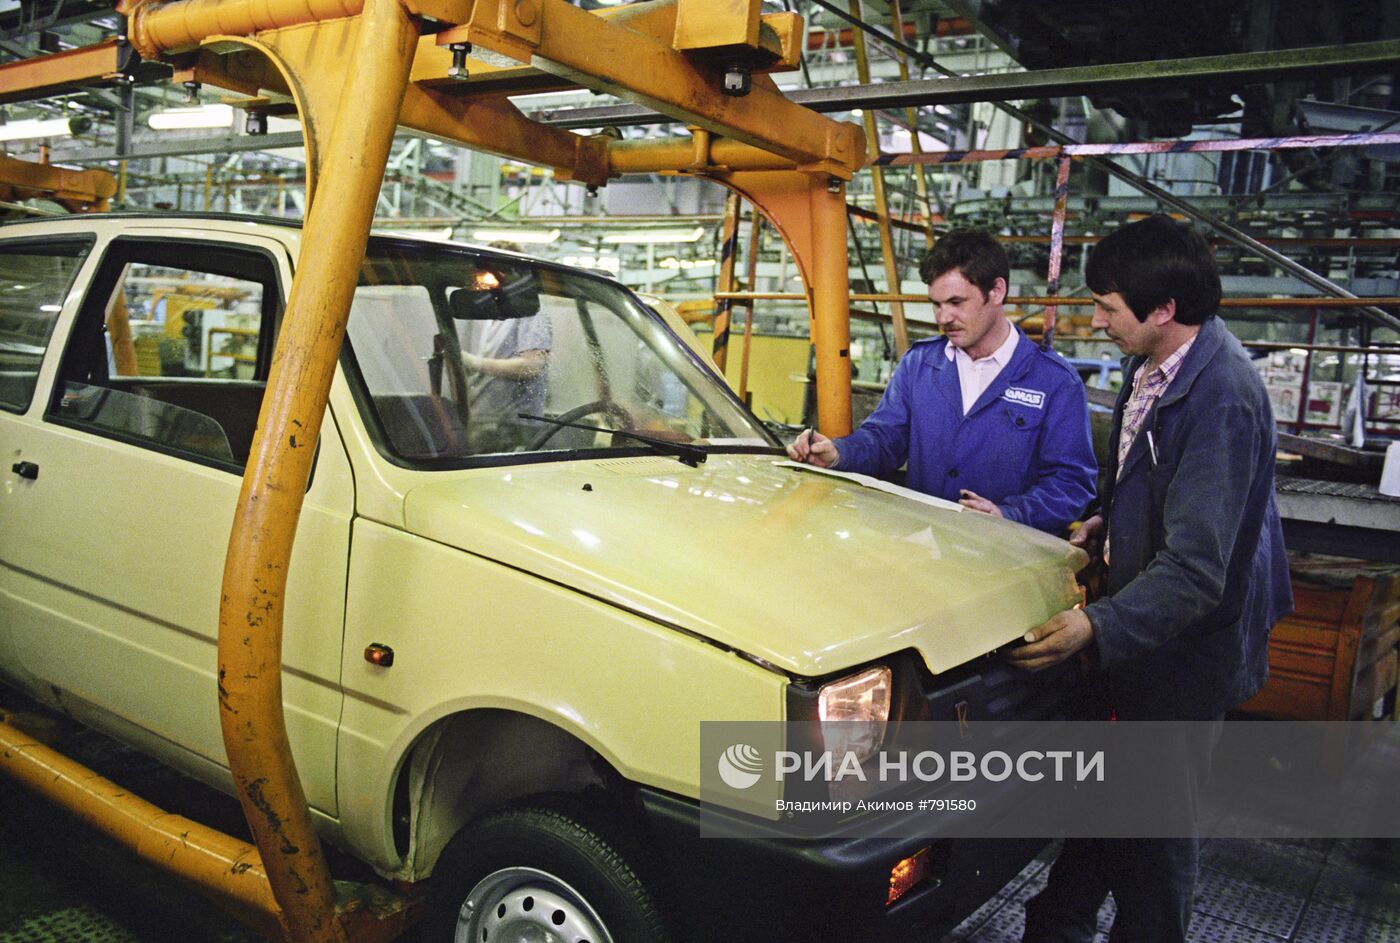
[424,801,672,943]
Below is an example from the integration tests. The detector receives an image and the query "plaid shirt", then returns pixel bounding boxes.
[1116,336,1196,480]
[1105,337,1195,566]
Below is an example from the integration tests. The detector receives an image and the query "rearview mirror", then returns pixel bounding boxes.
[447,265,542,320]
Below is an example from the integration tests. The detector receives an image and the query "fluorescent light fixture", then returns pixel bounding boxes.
[471,228,560,244]
[147,104,235,131]
[602,227,705,245]
[375,227,454,241]
[0,117,75,142]
[561,254,621,274]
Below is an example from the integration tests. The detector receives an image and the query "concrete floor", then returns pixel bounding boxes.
[3,729,1400,943]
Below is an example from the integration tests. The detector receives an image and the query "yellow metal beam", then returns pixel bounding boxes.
[440,0,863,175]
[410,32,567,93]
[0,155,116,212]
[123,0,364,57]
[400,87,609,184]
[0,718,283,937]
[673,0,762,52]
[0,37,125,106]
[607,134,800,174]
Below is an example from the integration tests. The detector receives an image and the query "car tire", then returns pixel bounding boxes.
[423,799,673,943]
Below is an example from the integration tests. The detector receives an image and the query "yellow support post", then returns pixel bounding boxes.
[720,171,852,435]
[887,0,936,246]
[207,0,419,940]
[846,0,910,358]
[712,191,743,371]
[807,179,854,435]
[737,212,762,403]
[106,292,139,377]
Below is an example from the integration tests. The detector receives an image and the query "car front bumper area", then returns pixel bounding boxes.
[637,787,1044,942]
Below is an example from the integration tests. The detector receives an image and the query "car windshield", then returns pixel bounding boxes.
[346,239,776,465]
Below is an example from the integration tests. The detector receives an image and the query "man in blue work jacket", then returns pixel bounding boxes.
[787,228,1096,534]
[1009,216,1293,942]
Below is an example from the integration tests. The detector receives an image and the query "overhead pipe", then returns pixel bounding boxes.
[122,0,365,58]
[608,136,801,174]
[768,2,1400,333]
[885,27,1400,334]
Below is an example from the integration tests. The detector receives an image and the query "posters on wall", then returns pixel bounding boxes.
[1304,381,1343,425]
[1373,385,1400,425]
[1256,350,1306,425]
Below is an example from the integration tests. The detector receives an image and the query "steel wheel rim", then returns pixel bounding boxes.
[454,866,615,943]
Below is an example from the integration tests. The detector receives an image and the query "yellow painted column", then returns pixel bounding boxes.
[712,189,742,371]
[847,0,909,358]
[216,1,418,941]
[809,178,853,436]
[719,170,854,436]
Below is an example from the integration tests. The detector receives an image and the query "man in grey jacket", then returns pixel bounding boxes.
[1008,215,1293,942]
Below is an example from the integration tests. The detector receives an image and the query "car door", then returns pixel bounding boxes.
[0,227,352,814]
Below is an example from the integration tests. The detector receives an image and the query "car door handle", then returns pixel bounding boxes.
[11,461,38,480]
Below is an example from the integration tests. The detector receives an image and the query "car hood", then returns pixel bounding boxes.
[403,455,1087,678]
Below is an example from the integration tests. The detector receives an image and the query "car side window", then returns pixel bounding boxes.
[0,238,94,412]
[47,239,281,470]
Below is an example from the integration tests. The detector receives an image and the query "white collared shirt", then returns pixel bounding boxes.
[945,320,1019,415]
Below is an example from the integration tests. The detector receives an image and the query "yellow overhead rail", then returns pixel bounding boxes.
[4,2,865,941]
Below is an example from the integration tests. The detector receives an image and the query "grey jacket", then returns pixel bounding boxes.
[1086,316,1293,720]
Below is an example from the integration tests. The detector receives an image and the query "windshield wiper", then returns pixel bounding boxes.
[518,412,708,467]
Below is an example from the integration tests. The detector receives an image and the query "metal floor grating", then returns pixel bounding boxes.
[1277,476,1400,503]
[944,837,1400,943]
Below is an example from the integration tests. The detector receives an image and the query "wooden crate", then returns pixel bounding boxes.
[1239,556,1400,721]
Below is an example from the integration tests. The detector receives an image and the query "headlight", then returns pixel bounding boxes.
[818,665,891,763]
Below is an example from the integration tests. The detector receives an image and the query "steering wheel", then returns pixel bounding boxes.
[525,399,634,450]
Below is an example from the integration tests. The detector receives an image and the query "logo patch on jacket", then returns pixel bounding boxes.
[1003,387,1045,409]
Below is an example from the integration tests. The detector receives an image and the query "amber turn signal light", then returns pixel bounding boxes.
[887,847,931,905]
[364,643,395,667]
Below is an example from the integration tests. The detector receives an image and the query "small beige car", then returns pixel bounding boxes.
[0,214,1084,941]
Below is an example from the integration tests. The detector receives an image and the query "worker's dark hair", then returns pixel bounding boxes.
[918,228,1009,298]
[1085,215,1220,325]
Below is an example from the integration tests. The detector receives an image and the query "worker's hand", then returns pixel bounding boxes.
[958,490,1003,517]
[1070,514,1105,559]
[1005,608,1094,672]
[461,351,484,372]
[786,429,839,467]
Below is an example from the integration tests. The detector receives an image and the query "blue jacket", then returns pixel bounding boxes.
[833,329,1097,533]
[1086,316,1293,720]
